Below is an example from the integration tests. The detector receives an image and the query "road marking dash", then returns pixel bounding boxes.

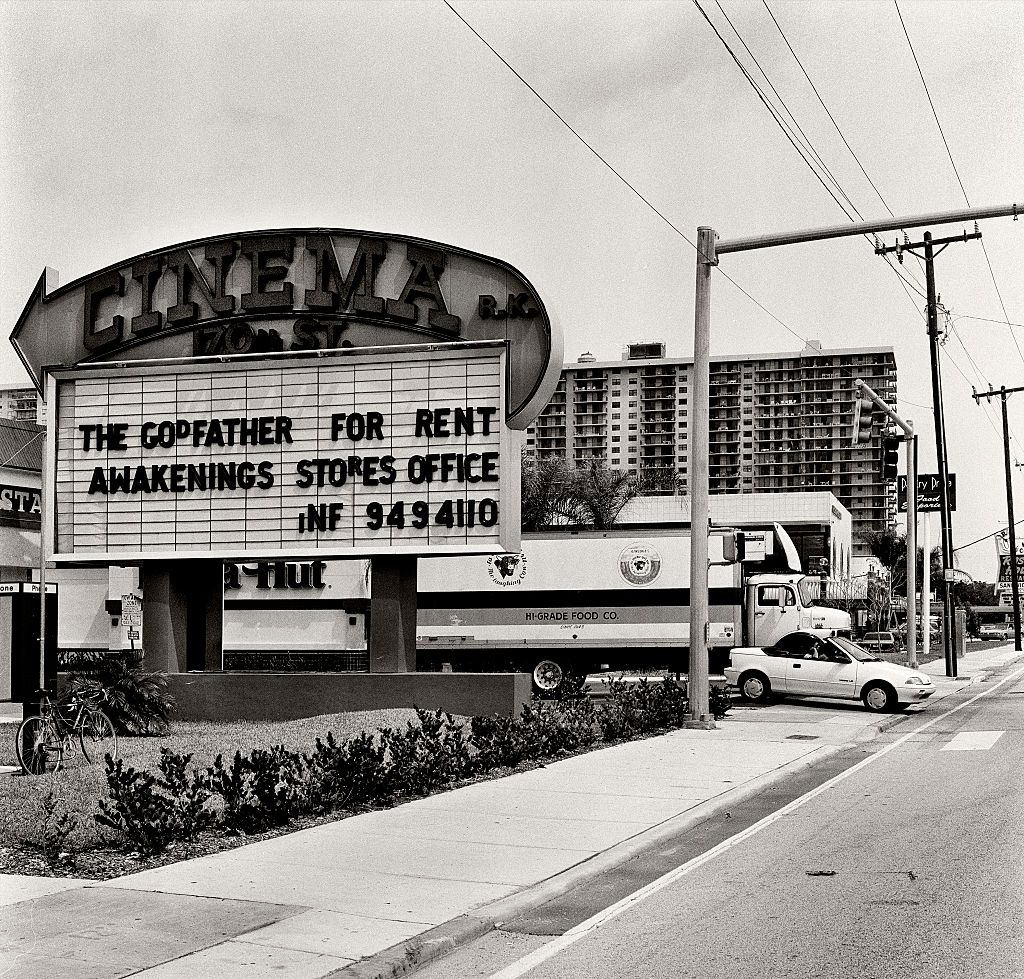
[941,730,1004,751]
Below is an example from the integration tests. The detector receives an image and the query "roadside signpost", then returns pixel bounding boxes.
[899,474,956,513]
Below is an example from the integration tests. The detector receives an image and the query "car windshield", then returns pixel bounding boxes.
[796,576,823,608]
[830,636,881,662]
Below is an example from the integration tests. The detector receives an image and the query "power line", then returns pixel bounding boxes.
[713,0,860,218]
[941,344,1014,451]
[695,0,929,316]
[893,1,969,203]
[762,0,893,217]
[761,0,928,298]
[442,0,809,346]
[948,317,1024,453]
[894,0,1024,372]
[954,517,1024,553]
[956,313,1024,331]
[692,0,858,222]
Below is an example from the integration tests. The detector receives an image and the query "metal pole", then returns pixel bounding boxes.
[923,233,956,678]
[37,429,47,713]
[686,227,715,729]
[1000,390,1023,650]
[906,426,917,668]
[717,202,1021,254]
[922,513,931,663]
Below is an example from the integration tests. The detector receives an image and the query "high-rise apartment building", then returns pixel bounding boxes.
[526,340,897,560]
[0,385,40,424]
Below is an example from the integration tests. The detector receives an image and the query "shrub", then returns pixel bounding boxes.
[378,709,474,796]
[596,677,688,740]
[521,698,598,756]
[40,786,79,865]
[303,730,386,813]
[470,711,543,771]
[204,745,307,834]
[66,658,175,735]
[710,684,732,720]
[95,749,212,854]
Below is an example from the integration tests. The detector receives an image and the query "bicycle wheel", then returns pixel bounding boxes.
[15,716,64,775]
[79,709,118,764]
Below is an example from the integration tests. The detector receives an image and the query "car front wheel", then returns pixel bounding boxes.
[738,671,771,704]
[862,682,896,713]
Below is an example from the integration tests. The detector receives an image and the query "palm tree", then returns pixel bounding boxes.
[521,453,639,531]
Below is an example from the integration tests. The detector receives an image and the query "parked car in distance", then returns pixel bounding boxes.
[858,631,897,654]
[725,631,935,712]
[978,625,1012,641]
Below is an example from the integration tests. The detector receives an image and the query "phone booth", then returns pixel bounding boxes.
[0,582,57,705]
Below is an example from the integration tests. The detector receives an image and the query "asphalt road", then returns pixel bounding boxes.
[414,662,1024,979]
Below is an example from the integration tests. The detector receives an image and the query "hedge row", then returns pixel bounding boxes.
[96,678,730,854]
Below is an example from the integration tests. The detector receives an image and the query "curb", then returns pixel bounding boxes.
[322,734,850,979]
[322,661,1024,979]
[323,915,495,979]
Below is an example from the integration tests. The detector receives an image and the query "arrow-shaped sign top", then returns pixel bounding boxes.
[10,266,72,391]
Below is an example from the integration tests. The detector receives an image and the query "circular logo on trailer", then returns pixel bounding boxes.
[618,543,662,586]
[488,553,528,586]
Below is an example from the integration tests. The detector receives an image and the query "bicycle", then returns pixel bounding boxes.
[15,688,118,775]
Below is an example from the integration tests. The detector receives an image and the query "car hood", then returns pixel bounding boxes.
[859,660,934,684]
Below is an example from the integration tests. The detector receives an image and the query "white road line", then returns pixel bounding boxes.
[487,665,1024,979]
[941,730,1005,751]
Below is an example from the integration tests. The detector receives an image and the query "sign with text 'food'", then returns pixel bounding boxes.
[50,343,519,562]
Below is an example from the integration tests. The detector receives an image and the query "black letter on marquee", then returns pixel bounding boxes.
[83,269,125,352]
[166,244,237,325]
[241,235,294,311]
[304,235,386,316]
[385,244,461,334]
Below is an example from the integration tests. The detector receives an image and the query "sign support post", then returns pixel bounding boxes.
[922,513,930,663]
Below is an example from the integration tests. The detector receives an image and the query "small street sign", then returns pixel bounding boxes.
[898,473,956,513]
[944,568,971,584]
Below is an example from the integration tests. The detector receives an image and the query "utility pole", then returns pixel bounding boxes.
[972,384,1024,651]
[854,379,918,667]
[875,227,981,677]
[687,203,1019,724]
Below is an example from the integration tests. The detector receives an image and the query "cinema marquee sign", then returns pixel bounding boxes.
[49,342,519,562]
[13,229,560,430]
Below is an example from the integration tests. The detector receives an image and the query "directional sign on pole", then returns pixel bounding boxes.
[898,473,956,513]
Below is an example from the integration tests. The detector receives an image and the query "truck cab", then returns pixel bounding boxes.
[745,572,851,648]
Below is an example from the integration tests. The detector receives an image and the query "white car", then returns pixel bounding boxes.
[978,625,1012,641]
[724,632,935,713]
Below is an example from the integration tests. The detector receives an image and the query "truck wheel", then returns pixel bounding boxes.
[532,658,564,695]
[862,682,896,713]
[738,671,771,703]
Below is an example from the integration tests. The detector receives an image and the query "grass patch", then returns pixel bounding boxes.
[0,709,429,857]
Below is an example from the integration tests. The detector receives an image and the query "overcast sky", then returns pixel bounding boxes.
[1,0,1021,580]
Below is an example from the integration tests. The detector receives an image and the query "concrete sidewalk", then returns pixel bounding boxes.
[2,643,1020,979]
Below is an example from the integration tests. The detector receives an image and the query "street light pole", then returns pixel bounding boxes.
[688,202,1020,718]
[685,227,716,729]
[854,379,917,667]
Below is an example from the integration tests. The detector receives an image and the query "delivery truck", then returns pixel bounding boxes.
[49,523,850,694]
[416,525,851,692]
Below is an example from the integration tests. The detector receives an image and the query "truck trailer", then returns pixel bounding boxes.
[48,524,850,693]
[416,525,851,691]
